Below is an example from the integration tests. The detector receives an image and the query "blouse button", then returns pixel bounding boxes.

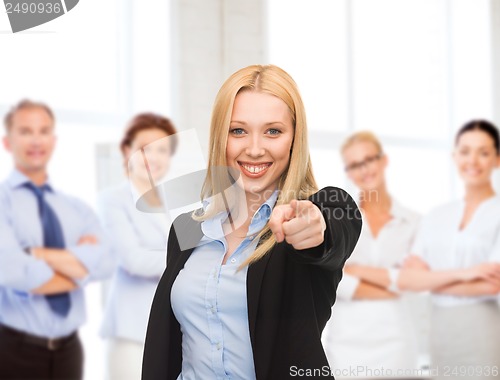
[230,258,236,263]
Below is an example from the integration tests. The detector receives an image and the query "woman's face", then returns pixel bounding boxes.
[125,128,171,183]
[342,141,387,192]
[454,130,499,187]
[226,90,294,199]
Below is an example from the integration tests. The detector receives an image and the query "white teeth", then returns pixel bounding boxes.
[241,163,269,174]
[465,169,480,175]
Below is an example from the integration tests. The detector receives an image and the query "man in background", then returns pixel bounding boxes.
[0,99,113,379]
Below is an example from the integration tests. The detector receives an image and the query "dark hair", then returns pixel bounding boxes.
[3,99,55,131]
[455,119,500,155]
[120,112,178,156]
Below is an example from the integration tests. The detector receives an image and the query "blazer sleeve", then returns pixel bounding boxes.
[286,186,362,271]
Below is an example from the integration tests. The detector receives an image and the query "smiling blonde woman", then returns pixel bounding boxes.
[142,65,362,380]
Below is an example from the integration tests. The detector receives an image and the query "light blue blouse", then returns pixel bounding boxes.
[170,191,278,380]
[98,182,171,343]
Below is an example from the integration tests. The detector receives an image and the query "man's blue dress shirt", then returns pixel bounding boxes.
[0,170,113,338]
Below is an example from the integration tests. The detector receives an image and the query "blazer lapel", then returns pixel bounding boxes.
[164,218,204,290]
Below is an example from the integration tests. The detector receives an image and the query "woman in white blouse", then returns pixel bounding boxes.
[322,131,420,377]
[98,113,177,380]
[399,120,500,380]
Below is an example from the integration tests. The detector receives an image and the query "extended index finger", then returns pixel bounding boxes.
[291,199,314,215]
[268,204,295,243]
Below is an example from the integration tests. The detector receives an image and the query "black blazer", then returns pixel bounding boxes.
[142,187,362,379]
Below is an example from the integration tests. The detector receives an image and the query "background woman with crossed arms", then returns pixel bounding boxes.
[322,131,420,377]
[399,120,500,380]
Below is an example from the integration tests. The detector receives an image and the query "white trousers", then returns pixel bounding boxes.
[105,338,144,380]
[430,301,500,380]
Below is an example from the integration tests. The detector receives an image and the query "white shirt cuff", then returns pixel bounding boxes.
[387,268,401,294]
[338,273,361,300]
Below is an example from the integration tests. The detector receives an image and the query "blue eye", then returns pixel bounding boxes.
[229,128,246,135]
[267,128,281,136]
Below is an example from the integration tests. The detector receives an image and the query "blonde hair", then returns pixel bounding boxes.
[194,64,318,267]
[341,131,383,154]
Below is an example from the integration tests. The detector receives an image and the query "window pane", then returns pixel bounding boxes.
[310,148,347,190]
[449,0,493,123]
[384,145,452,214]
[351,0,449,139]
[50,122,122,205]
[131,0,171,114]
[267,0,349,132]
[0,0,120,112]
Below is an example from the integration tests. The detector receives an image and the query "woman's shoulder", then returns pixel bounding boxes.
[309,186,357,206]
[96,183,134,215]
[428,195,500,217]
[390,198,420,224]
[488,194,500,208]
[172,210,199,229]
[169,210,204,252]
[479,195,500,221]
[417,200,463,231]
[98,182,130,201]
[425,199,463,218]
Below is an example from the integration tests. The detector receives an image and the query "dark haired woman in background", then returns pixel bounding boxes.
[98,113,177,380]
[399,120,500,380]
